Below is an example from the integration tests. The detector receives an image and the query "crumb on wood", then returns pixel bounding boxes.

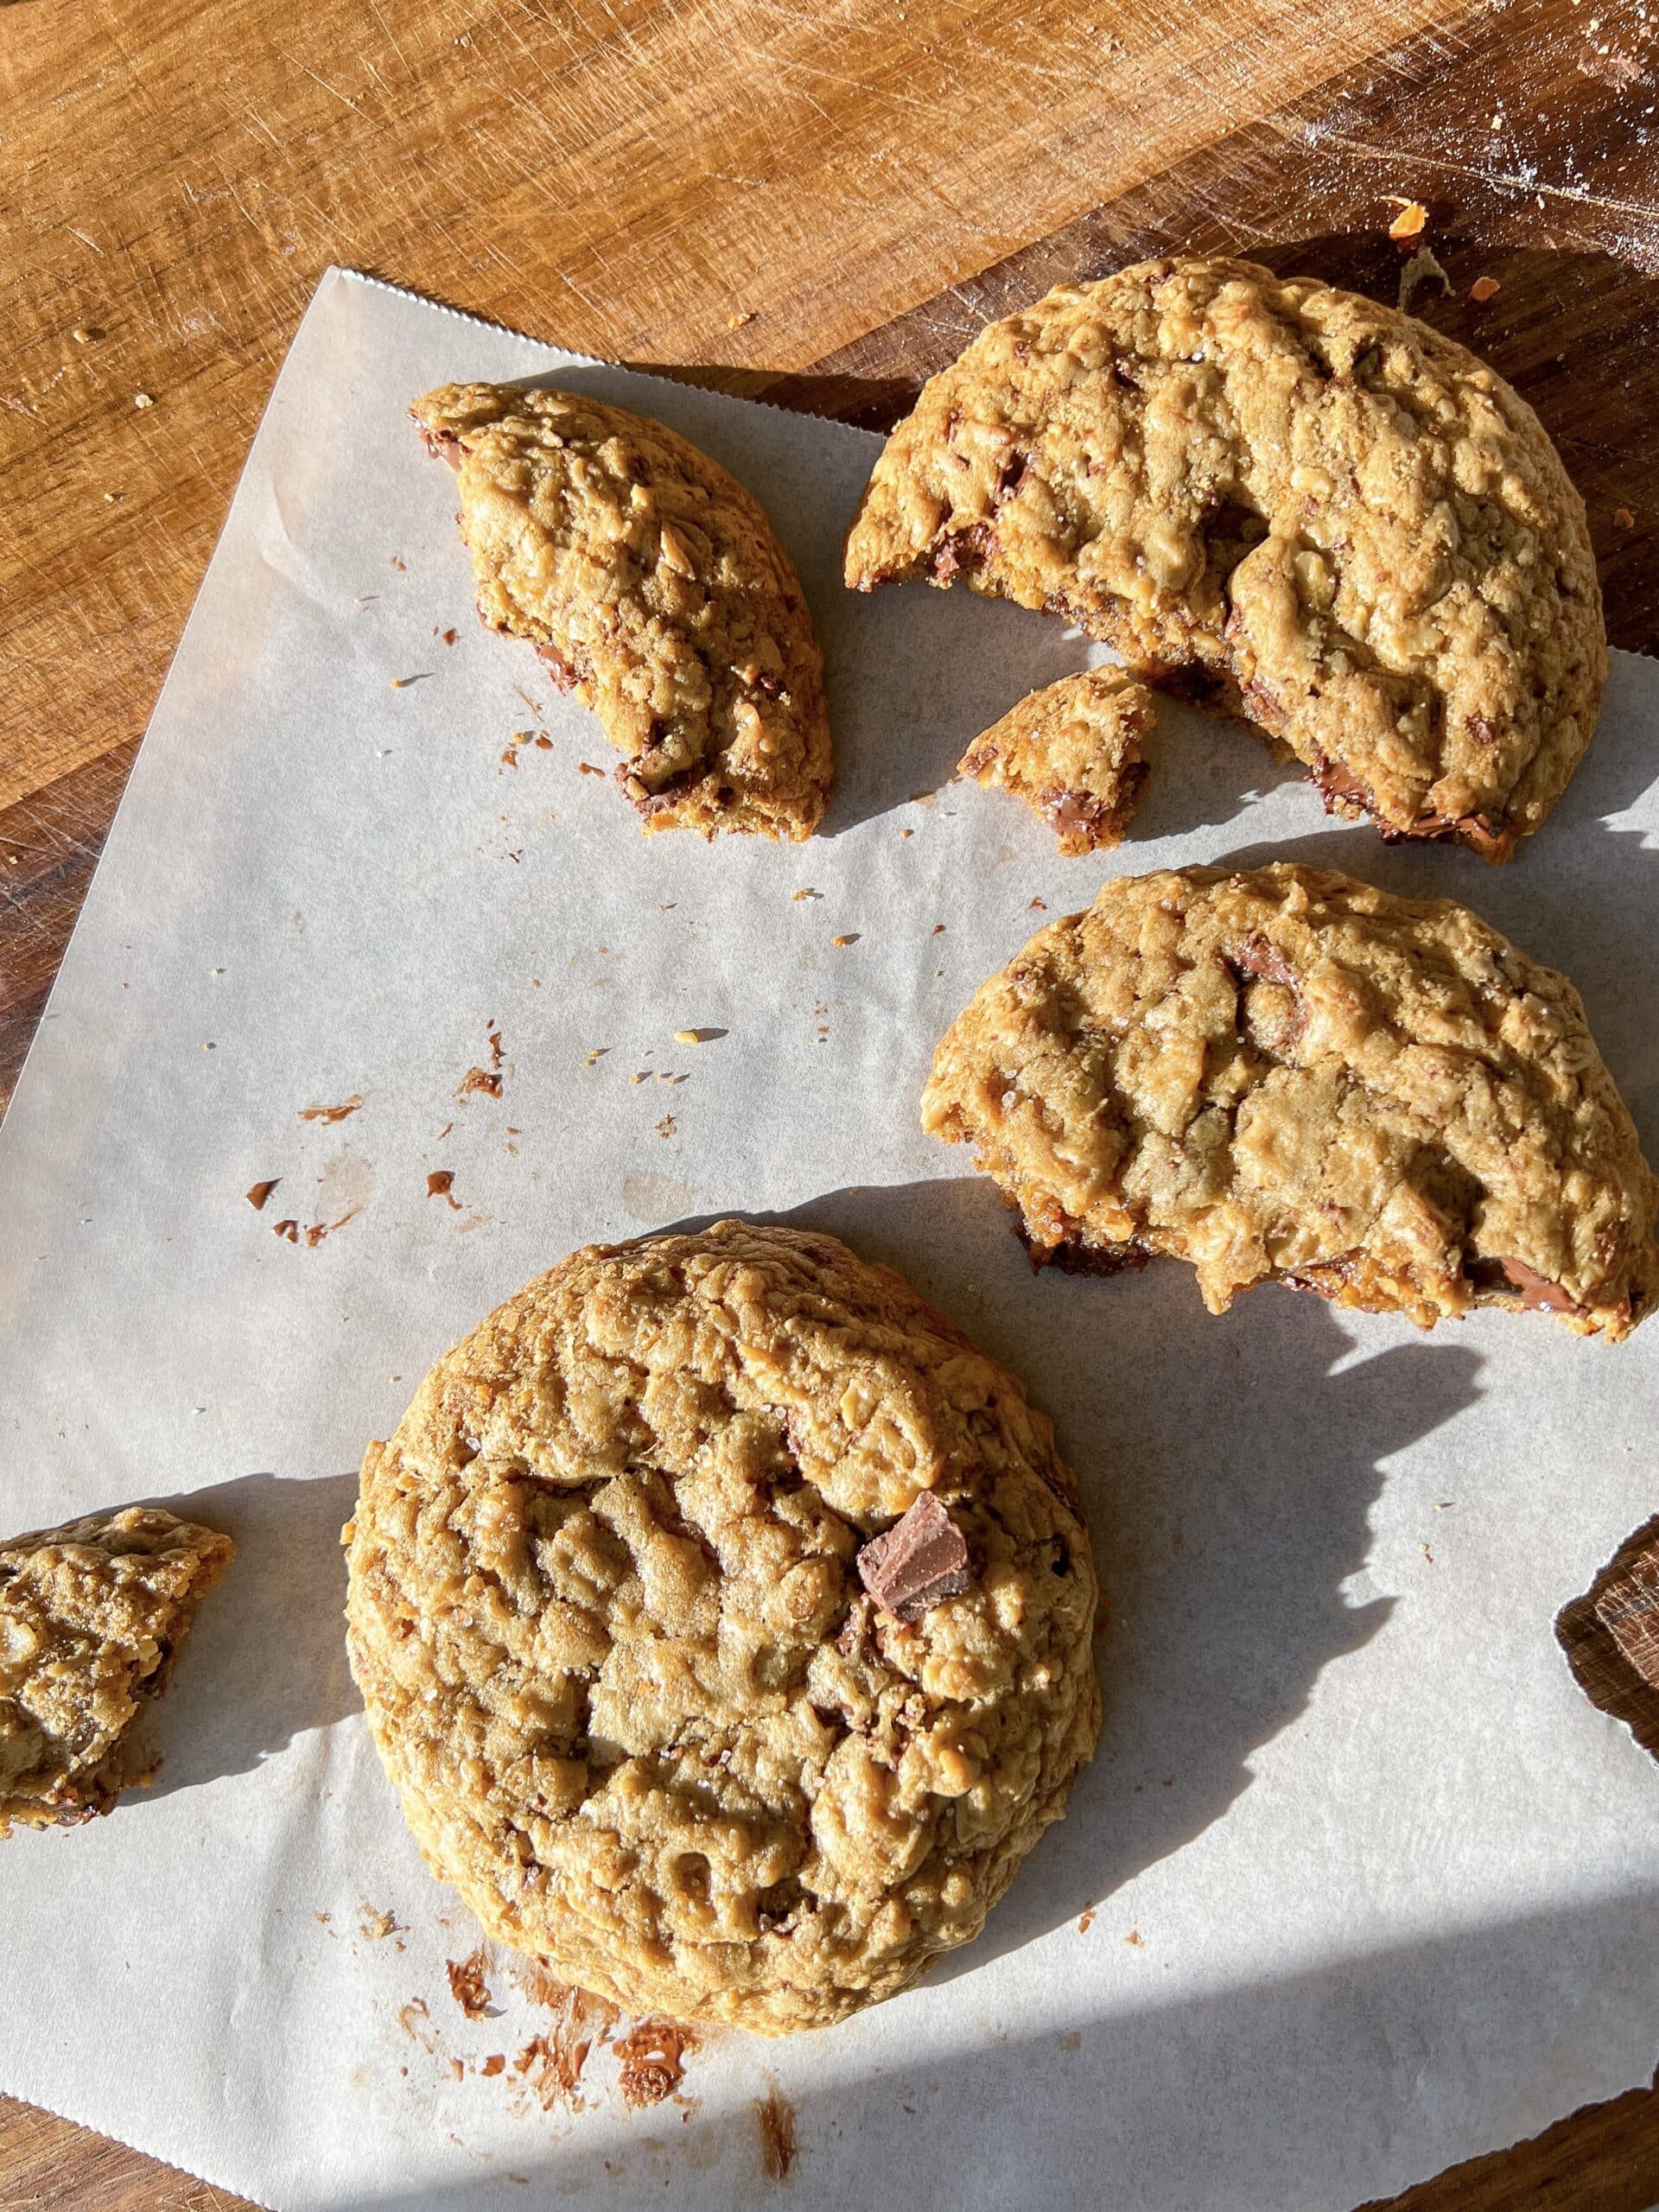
[1384,196,1428,239]
[727,310,757,330]
[1397,245,1450,313]
[132,391,155,409]
[1614,506,1636,530]
[1470,275,1501,302]
[755,2086,798,2180]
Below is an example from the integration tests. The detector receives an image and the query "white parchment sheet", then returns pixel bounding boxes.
[3,268,1658,2212]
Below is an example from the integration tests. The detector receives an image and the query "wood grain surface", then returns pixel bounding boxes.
[3,0,1659,2205]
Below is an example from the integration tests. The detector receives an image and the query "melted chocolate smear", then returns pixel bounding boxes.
[1016,1219,1154,1279]
[1465,1254,1580,1314]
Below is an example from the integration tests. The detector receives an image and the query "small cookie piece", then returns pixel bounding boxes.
[345,1221,1100,2034]
[847,257,1606,861]
[0,1506,235,1834]
[959,667,1154,854]
[922,862,1658,1338]
[413,382,831,841]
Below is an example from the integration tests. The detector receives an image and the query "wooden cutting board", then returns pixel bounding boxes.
[3,0,1659,2203]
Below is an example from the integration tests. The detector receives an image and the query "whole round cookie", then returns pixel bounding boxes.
[923,863,1659,1339]
[845,257,1606,861]
[345,1221,1101,2034]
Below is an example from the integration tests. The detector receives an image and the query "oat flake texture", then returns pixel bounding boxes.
[845,256,1606,861]
[344,1222,1101,2034]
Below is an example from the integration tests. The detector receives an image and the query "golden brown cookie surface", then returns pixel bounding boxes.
[415,383,831,841]
[959,666,1154,854]
[847,257,1606,861]
[345,1221,1100,2034]
[0,1505,235,1834]
[923,863,1658,1338]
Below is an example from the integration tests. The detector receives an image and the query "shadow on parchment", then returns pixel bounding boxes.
[120,1467,362,1802]
[355,1885,1659,2212]
[653,1172,1483,1975]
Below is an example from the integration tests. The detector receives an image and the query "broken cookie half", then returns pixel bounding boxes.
[413,382,832,841]
[0,1504,235,1834]
[959,666,1154,854]
[923,861,1659,1338]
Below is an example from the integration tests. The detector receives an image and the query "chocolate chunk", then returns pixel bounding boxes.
[1228,931,1297,990]
[1558,1514,1659,1761]
[1602,1581,1659,1688]
[856,1491,970,1622]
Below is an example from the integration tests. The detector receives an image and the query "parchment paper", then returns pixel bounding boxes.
[2,267,1657,2212]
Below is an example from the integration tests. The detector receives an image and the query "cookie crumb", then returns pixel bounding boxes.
[611,2018,694,2107]
[657,1115,677,1139]
[831,933,860,947]
[1029,897,1047,910]
[447,1949,494,2018]
[791,887,821,901]
[427,1170,461,1208]
[1126,1929,1145,1947]
[299,1095,366,1125]
[132,391,155,409]
[245,1179,281,1211]
[578,762,607,776]
[457,1066,503,1100]
[1385,196,1428,238]
[1077,1909,1096,1934]
[727,310,757,331]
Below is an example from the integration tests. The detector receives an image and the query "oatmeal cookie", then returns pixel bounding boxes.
[959,666,1154,853]
[413,383,831,840]
[0,1505,235,1834]
[922,863,1658,1338]
[846,257,1605,860]
[345,1221,1100,2034]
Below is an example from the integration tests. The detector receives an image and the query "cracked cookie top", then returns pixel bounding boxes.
[0,1505,235,1834]
[845,257,1606,861]
[413,382,831,841]
[922,863,1659,1339]
[345,1221,1101,2034]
